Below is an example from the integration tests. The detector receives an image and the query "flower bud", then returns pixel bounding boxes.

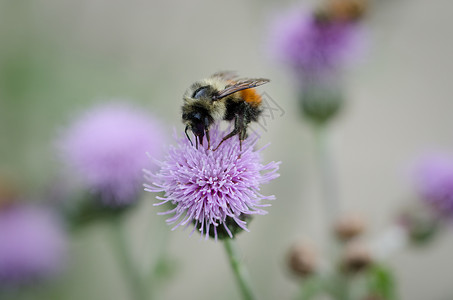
[320,0,368,23]
[287,241,318,278]
[299,85,344,125]
[398,202,440,245]
[334,213,366,241]
[341,242,372,273]
[0,175,19,210]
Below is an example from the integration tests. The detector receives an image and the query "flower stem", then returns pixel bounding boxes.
[146,214,171,299]
[296,275,324,300]
[332,273,351,300]
[314,124,339,229]
[110,218,149,300]
[223,238,256,300]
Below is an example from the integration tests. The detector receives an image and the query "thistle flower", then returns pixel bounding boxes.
[144,126,280,240]
[58,102,165,206]
[268,7,366,124]
[0,204,67,285]
[268,7,366,82]
[414,154,453,218]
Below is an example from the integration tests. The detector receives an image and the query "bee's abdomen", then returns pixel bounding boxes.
[240,88,262,107]
[224,97,262,123]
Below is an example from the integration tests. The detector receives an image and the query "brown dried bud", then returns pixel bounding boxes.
[0,175,18,209]
[334,213,366,241]
[326,0,368,22]
[341,242,372,273]
[287,241,318,278]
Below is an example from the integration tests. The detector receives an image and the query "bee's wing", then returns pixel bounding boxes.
[214,78,270,100]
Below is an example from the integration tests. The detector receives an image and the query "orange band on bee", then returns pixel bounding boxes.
[240,88,262,107]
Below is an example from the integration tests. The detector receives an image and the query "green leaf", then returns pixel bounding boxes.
[366,264,398,300]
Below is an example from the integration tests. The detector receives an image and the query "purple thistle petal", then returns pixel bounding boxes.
[144,125,280,239]
[268,7,366,82]
[414,153,453,218]
[57,102,165,206]
[0,204,67,285]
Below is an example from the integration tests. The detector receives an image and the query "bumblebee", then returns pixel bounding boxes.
[182,72,270,150]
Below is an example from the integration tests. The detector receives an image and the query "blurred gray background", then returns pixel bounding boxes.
[1,0,453,299]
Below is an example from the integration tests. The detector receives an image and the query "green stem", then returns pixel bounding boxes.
[146,216,170,298]
[314,124,339,228]
[296,275,323,300]
[334,273,351,300]
[223,238,256,300]
[110,218,148,300]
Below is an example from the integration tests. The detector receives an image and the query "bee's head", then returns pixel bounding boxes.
[182,109,213,149]
[181,81,224,148]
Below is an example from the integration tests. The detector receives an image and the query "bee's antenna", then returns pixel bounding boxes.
[185,126,193,146]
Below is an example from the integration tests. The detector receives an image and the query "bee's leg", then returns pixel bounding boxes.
[213,114,243,151]
[213,127,240,151]
[205,128,211,150]
[185,125,193,147]
[239,127,248,152]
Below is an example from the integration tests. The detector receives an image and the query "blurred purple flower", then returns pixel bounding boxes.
[0,204,67,285]
[144,126,280,239]
[58,102,165,206]
[268,8,366,82]
[414,154,453,218]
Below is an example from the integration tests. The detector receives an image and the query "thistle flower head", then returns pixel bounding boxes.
[268,7,366,82]
[58,102,165,206]
[0,204,67,285]
[144,126,280,240]
[414,154,453,218]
